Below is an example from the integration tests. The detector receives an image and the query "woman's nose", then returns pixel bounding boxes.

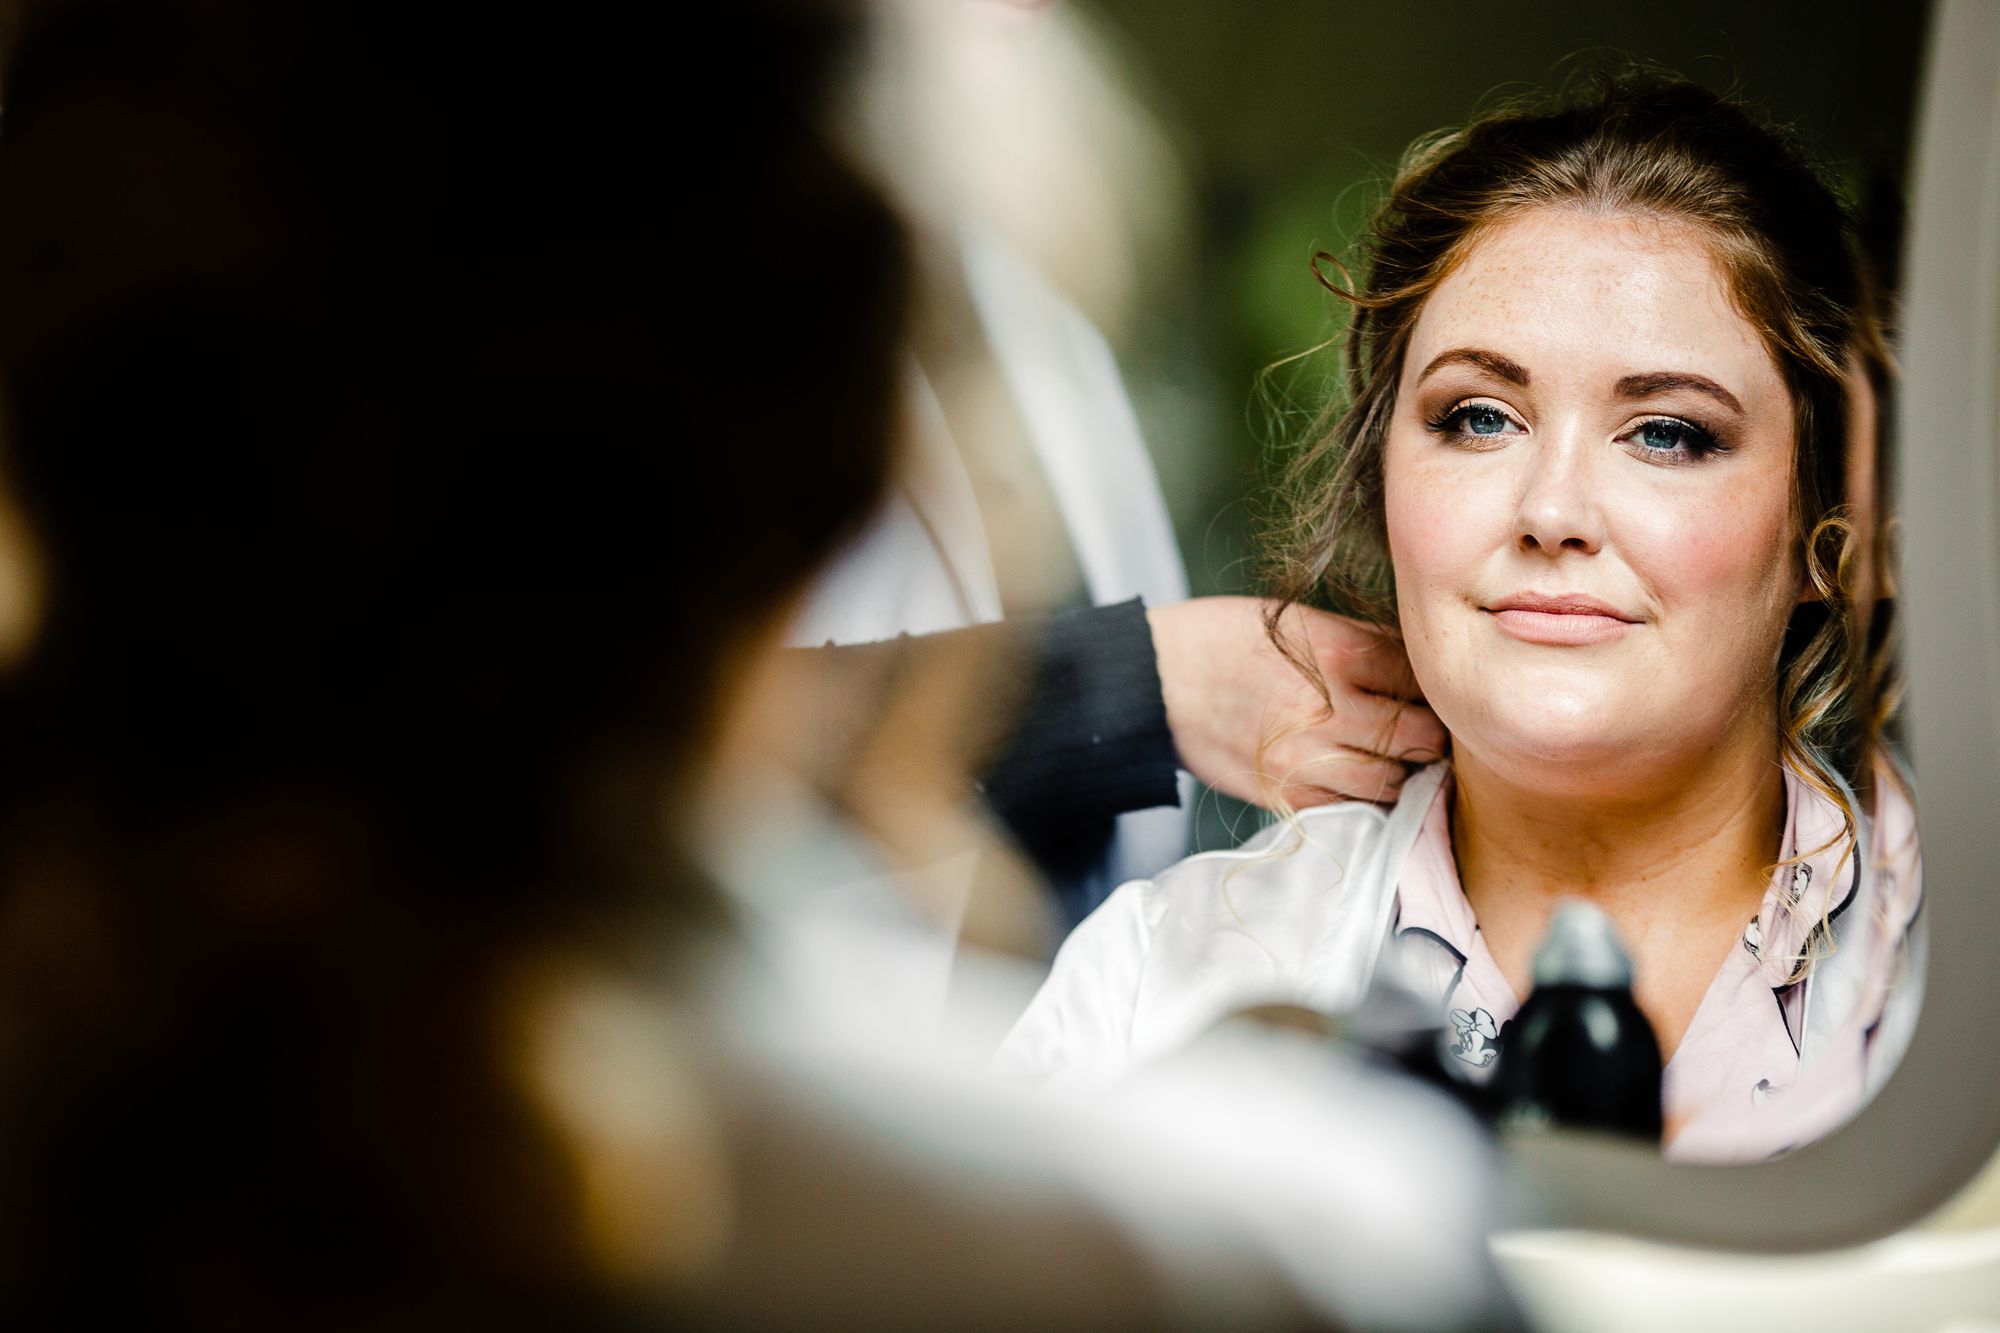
[1513,428,1605,555]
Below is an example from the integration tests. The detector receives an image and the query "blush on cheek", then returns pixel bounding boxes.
[1623,480,1800,707]
[1639,486,1796,611]
[1383,474,1462,602]
[1382,487,1462,703]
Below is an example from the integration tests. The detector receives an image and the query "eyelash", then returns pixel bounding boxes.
[1423,401,1515,443]
[1625,414,1727,462]
[1422,401,1731,463]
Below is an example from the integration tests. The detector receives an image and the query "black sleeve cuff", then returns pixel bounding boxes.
[978,597,1181,831]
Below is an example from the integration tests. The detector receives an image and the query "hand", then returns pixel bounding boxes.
[1147,597,1445,809]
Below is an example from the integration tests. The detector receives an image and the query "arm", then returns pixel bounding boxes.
[977,598,1179,832]
[986,596,1448,818]
[784,597,1444,886]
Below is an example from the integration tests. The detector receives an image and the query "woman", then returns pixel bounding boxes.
[997,74,1923,1163]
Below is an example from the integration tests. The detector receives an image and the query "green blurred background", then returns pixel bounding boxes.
[1076,0,1928,597]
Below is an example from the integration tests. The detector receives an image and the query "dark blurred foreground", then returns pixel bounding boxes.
[0,1,904,1323]
[0,3,1519,1328]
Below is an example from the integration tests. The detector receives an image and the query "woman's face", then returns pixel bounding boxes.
[1383,207,1802,792]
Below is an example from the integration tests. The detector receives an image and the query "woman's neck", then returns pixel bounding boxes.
[1450,719,1787,1059]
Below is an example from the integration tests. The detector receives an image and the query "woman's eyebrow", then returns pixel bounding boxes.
[1416,347,1529,386]
[1616,371,1745,414]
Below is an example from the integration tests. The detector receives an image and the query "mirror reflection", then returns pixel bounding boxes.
[780,0,1920,1160]
[986,59,1921,1162]
[797,0,1927,1169]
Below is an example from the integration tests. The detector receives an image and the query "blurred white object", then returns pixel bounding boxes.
[852,0,1186,338]
[785,0,1200,1013]
[1493,1227,2000,1333]
[625,757,1517,1327]
[790,227,1187,651]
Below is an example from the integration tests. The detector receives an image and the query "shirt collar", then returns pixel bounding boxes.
[1386,760,1861,989]
[1748,765,1861,987]
[1388,764,1473,960]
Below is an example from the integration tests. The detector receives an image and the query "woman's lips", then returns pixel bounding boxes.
[1485,595,1639,646]
[1490,607,1634,644]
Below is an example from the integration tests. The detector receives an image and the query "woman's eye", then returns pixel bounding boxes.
[1427,401,1522,441]
[1624,416,1724,461]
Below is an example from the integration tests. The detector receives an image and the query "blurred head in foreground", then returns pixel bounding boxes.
[0,0,903,1322]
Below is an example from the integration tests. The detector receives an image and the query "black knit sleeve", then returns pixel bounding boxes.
[785,599,1182,882]
[976,597,1181,831]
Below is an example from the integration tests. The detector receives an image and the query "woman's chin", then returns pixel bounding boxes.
[1447,688,1662,774]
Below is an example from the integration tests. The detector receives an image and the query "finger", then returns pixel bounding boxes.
[1296,610,1426,702]
[1269,746,1411,809]
[1308,689,1448,763]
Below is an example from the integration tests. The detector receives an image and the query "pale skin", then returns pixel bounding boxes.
[1383,206,1807,1069]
